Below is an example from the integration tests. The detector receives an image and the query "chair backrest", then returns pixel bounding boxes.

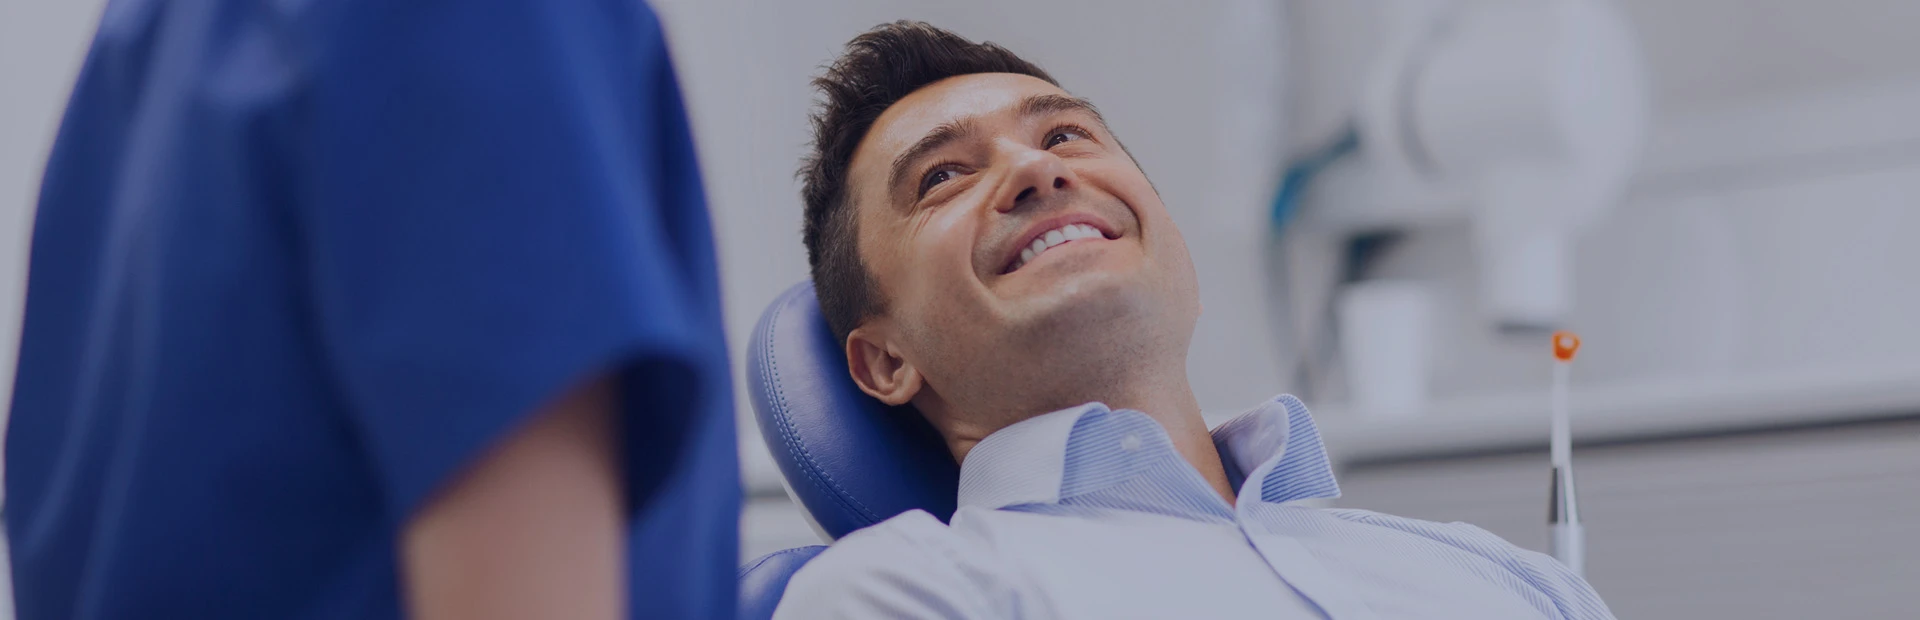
[737,545,826,620]
[745,281,960,540]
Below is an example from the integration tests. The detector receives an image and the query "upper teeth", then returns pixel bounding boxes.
[1014,223,1102,271]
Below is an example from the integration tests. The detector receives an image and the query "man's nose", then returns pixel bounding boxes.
[994,147,1074,214]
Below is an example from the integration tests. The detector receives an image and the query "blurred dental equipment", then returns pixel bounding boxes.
[1548,331,1584,576]
[1282,0,1648,339]
[1274,0,1648,404]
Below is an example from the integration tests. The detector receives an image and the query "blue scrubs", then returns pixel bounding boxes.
[5,1,737,618]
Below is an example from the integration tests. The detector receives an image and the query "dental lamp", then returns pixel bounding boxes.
[1317,0,1649,331]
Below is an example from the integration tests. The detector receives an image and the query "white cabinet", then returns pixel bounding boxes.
[1336,418,1920,619]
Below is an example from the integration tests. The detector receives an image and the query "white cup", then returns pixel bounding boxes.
[1336,280,1434,420]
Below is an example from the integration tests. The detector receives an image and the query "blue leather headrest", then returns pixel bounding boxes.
[747,282,959,539]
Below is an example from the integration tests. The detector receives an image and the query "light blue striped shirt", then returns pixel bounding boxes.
[775,395,1614,619]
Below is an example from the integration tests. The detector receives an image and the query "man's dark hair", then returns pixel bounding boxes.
[800,21,1057,344]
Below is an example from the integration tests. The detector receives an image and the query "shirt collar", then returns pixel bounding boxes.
[1212,394,1342,504]
[956,402,1101,510]
[956,395,1341,511]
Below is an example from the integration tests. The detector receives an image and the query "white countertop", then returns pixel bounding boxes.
[1312,363,1920,465]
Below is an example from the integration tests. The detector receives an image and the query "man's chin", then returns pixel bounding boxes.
[1002,268,1161,343]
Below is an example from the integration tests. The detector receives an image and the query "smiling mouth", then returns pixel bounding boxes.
[1005,223,1107,273]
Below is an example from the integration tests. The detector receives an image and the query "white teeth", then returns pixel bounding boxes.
[1011,223,1107,271]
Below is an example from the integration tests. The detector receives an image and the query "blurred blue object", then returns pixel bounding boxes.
[5,1,738,618]
[1266,124,1367,398]
[1270,124,1361,233]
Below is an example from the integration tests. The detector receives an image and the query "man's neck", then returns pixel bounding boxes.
[944,375,1238,505]
[1110,381,1237,505]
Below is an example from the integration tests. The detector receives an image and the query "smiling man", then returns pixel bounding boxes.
[774,21,1615,619]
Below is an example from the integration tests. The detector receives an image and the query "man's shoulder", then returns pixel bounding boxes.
[774,510,1015,619]
[796,510,977,576]
[1310,508,1570,585]
[1315,507,1614,617]
[856,507,955,535]
[816,509,959,557]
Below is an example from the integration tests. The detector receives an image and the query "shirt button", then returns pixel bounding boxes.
[1120,433,1142,451]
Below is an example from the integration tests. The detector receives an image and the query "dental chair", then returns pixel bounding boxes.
[736,282,962,620]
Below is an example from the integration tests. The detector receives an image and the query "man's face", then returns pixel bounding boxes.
[843,73,1200,424]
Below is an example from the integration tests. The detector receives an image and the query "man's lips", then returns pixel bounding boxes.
[997,214,1120,275]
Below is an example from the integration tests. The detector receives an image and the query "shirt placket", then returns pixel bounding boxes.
[1234,461,1379,620]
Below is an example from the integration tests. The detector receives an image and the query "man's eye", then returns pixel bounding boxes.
[1047,127,1089,148]
[919,167,959,197]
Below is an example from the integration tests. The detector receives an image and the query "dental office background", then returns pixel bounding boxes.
[4,0,1917,618]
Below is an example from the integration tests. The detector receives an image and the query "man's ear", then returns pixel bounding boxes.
[845,326,923,406]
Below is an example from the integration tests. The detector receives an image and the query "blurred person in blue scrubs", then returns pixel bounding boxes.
[5,1,736,619]
[776,22,1613,619]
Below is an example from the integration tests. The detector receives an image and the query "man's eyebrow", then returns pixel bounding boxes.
[1020,93,1107,125]
[889,119,977,197]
